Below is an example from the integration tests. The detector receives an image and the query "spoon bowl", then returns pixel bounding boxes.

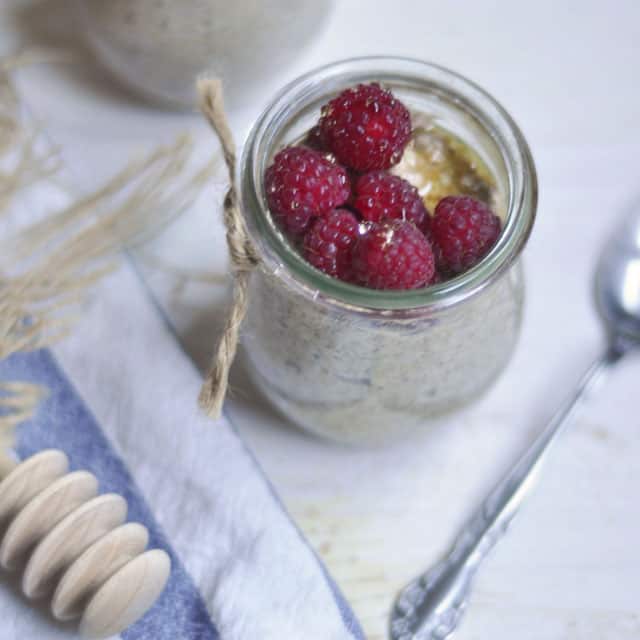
[596,203,640,343]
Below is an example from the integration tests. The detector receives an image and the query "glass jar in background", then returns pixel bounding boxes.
[76,0,334,109]
[241,57,537,446]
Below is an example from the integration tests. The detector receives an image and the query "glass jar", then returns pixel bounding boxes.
[240,57,537,446]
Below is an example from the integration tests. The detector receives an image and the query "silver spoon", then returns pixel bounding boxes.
[390,205,640,640]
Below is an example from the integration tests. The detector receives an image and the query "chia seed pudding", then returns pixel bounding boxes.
[240,58,537,445]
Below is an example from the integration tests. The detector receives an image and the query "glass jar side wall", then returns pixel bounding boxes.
[243,262,524,445]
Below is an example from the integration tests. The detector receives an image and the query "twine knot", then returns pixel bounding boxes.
[197,78,260,418]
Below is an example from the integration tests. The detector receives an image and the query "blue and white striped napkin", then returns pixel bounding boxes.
[0,187,365,639]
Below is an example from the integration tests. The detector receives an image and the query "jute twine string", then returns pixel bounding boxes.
[197,78,259,418]
[0,51,218,471]
[0,134,208,361]
[0,47,78,212]
[0,382,47,477]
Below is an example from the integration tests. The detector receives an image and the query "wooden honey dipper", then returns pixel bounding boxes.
[0,449,171,639]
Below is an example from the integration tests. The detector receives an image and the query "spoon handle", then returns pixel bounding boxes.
[391,344,625,640]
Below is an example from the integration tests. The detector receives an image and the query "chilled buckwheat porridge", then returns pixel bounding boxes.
[242,72,534,445]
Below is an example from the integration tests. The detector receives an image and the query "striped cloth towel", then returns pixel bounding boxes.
[0,186,365,639]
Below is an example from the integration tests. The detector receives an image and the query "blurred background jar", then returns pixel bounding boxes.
[76,0,334,110]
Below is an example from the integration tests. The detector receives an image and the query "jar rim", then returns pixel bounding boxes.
[240,56,537,312]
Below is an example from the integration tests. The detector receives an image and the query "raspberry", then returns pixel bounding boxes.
[319,84,411,172]
[303,209,360,281]
[432,196,501,274]
[354,171,428,228]
[264,147,350,236]
[353,220,435,290]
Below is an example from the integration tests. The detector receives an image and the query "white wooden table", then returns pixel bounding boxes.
[2,1,640,638]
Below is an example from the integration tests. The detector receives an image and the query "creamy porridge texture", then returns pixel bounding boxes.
[245,123,522,444]
[240,60,537,445]
[245,264,522,444]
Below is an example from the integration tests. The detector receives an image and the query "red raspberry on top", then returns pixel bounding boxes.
[354,171,428,229]
[318,84,412,172]
[431,196,501,274]
[353,219,435,290]
[264,146,350,236]
[303,209,360,281]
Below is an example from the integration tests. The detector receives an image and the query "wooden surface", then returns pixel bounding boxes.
[22,494,128,599]
[2,1,640,638]
[0,452,170,637]
[52,522,150,621]
[79,549,171,640]
[0,471,98,571]
[0,450,69,526]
